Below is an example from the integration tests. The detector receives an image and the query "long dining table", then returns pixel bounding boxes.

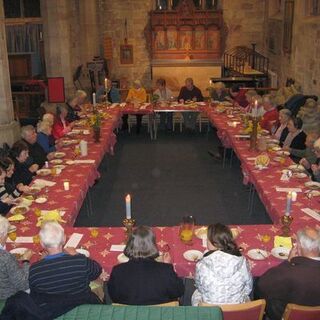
[6,102,320,280]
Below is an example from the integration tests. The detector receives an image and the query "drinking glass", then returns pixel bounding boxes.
[179,216,195,245]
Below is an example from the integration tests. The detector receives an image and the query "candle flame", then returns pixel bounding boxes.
[125,194,131,201]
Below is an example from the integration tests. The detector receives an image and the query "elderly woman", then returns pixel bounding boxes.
[153,78,173,130]
[10,141,35,186]
[66,90,87,122]
[274,109,291,144]
[301,137,320,181]
[37,120,56,154]
[107,226,184,305]
[52,105,74,140]
[0,215,32,299]
[191,223,252,306]
[122,80,147,134]
[282,117,306,151]
[210,82,230,102]
[260,95,279,132]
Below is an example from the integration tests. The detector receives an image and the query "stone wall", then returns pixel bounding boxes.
[99,0,267,89]
[265,0,320,96]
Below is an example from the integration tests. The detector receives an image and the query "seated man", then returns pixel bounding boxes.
[21,125,54,168]
[209,82,231,102]
[122,80,147,134]
[260,94,279,132]
[178,78,203,131]
[255,227,320,320]
[29,221,102,319]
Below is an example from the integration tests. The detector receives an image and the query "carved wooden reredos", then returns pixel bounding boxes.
[150,0,223,61]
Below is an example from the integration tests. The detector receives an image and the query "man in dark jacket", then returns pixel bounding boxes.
[255,227,320,320]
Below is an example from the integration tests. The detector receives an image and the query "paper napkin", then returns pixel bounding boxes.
[274,235,292,249]
[301,208,320,221]
[74,160,95,164]
[64,233,83,248]
[7,237,33,244]
[33,179,56,187]
[110,244,126,252]
[275,187,302,193]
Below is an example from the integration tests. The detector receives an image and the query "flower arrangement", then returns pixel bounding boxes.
[88,111,102,129]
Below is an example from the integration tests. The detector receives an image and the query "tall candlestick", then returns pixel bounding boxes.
[285,191,292,216]
[125,194,131,219]
[92,93,96,106]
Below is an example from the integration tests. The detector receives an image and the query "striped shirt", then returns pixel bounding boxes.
[29,253,102,295]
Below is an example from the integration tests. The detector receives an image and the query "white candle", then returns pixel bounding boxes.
[125,194,131,219]
[92,93,96,106]
[63,181,70,191]
[104,78,108,90]
[291,191,297,202]
[285,191,292,216]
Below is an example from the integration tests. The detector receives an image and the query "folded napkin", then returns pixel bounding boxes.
[301,208,320,221]
[74,160,95,164]
[234,134,250,139]
[33,179,56,187]
[41,209,66,217]
[110,244,126,252]
[64,233,83,248]
[7,237,33,244]
[275,187,302,193]
[274,236,292,249]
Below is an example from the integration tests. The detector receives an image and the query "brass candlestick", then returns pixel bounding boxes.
[122,218,136,240]
[280,215,293,237]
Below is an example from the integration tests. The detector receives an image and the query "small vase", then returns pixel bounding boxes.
[93,127,101,143]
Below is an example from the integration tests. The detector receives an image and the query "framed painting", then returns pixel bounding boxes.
[47,77,65,103]
[167,27,178,50]
[120,44,133,64]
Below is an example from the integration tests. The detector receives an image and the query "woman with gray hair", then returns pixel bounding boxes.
[273,108,291,144]
[0,215,33,299]
[65,90,87,122]
[107,226,184,305]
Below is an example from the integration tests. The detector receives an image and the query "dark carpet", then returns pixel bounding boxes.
[75,128,272,227]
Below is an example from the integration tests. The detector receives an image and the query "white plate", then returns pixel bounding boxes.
[274,156,283,162]
[66,160,75,165]
[35,196,48,204]
[54,165,66,170]
[8,225,17,233]
[305,181,320,190]
[272,146,281,151]
[305,190,320,197]
[183,250,203,262]
[10,206,29,215]
[194,227,207,239]
[276,150,290,156]
[36,169,51,176]
[288,164,305,173]
[76,248,90,257]
[54,152,66,159]
[247,249,269,260]
[271,247,290,260]
[266,139,279,145]
[50,159,63,164]
[117,253,129,263]
[293,172,308,179]
[83,130,90,135]
[10,247,27,258]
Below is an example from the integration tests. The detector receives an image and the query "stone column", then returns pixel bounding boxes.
[41,0,79,96]
[0,0,20,146]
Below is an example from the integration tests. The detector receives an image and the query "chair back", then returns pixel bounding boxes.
[199,299,266,320]
[282,303,320,320]
[113,301,179,307]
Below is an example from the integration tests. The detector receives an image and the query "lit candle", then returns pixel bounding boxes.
[285,191,292,216]
[125,194,131,219]
[92,93,96,106]
[104,78,108,90]
[253,99,258,117]
[63,181,70,191]
[291,191,297,202]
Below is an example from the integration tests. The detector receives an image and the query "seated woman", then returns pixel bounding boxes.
[52,105,74,140]
[0,215,33,299]
[107,226,184,305]
[260,95,279,133]
[10,141,35,186]
[301,137,320,181]
[37,120,56,154]
[0,165,12,215]
[230,85,249,108]
[191,223,252,306]
[210,82,230,102]
[153,78,173,130]
[274,109,291,145]
[122,80,147,134]
[65,90,87,122]
[282,117,307,161]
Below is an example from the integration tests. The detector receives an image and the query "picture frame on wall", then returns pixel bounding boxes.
[120,44,133,64]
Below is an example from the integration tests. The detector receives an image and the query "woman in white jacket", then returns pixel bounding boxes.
[192,223,253,306]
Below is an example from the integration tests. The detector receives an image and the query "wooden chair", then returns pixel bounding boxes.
[282,303,320,320]
[113,301,179,307]
[199,299,266,320]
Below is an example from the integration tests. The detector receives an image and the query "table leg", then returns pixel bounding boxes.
[149,114,154,140]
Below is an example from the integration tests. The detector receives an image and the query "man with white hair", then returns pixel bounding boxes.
[260,94,279,132]
[0,216,32,299]
[255,227,320,320]
[21,125,54,168]
[28,221,102,318]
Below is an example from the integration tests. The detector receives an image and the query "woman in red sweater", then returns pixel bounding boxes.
[52,105,74,140]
